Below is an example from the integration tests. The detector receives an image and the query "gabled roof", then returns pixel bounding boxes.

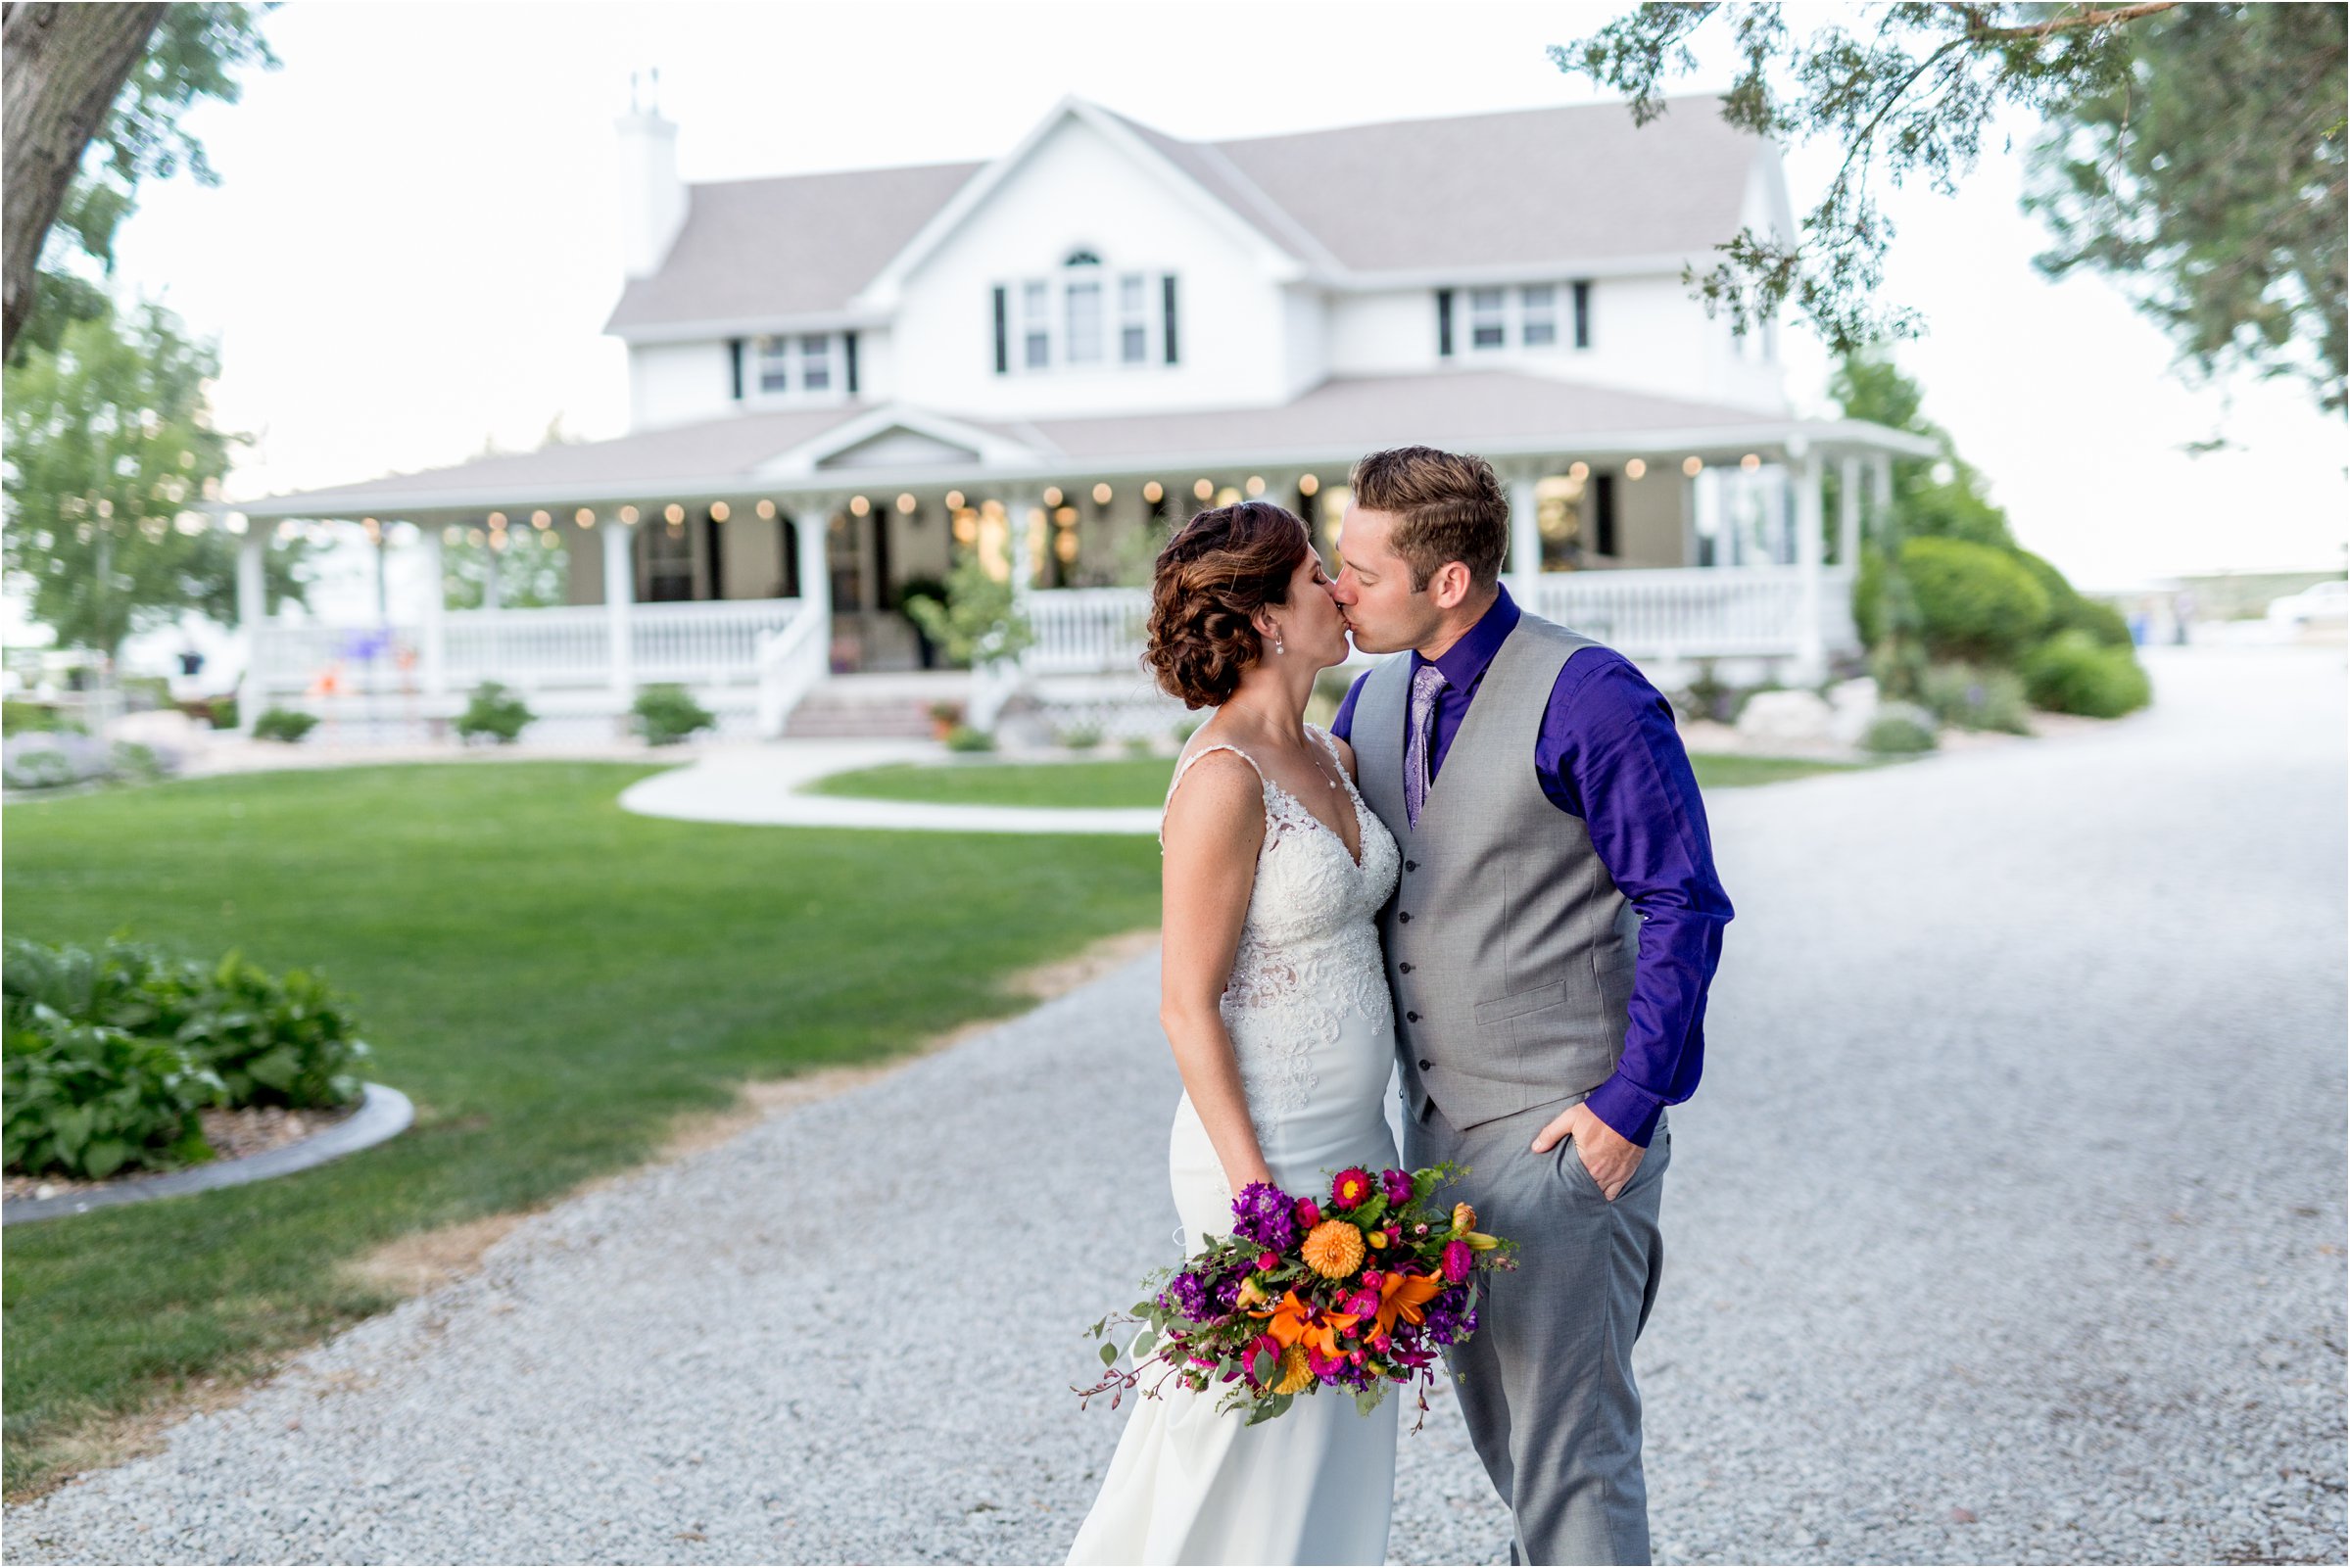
[224,372,1935,519]
[603,95,1771,337]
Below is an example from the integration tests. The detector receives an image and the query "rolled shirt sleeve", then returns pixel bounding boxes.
[1536,650,1734,1147]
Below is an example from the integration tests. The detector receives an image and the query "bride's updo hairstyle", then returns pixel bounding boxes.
[1143,499,1314,710]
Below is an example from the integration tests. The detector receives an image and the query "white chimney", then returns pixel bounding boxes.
[616,70,686,280]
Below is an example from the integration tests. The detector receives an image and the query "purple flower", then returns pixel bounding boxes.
[1380,1168,1414,1206]
[1231,1180,1299,1250]
[1165,1270,1208,1320]
[1212,1275,1244,1313]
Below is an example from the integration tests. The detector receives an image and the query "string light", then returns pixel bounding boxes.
[895,493,917,514]
[1244,475,1266,497]
[1042,486,1064,507]
[1740,453,1761,472]
[487,511,506,528]
[1568,461,1589,483]
[1091,482,1112,505]
[1054,505,1078,526]
[1142,481,1164,504]
[1625,459,1647,480]
[664,502,685,524]
[710,500,732,522]
[945,490,965,510]
[575,507,596,527]
[1682,456,1703,477]
[849,495,871,516]
[1298,474,1319,497]
[756,499,778,519]
[620,504,641,524]
[531,509,551,528]
[1192,478,1214,500]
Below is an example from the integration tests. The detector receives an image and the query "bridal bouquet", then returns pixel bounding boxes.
[1077,1163,1515,1427]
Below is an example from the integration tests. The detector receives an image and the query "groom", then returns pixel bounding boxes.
[1326,446,1735,1566]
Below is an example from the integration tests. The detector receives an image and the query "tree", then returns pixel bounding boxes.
[2025,4,2347,412]
[0,298,313,658]
[1831,350,2016,550]
[1556,3,2347,412]
[4,2,278,361]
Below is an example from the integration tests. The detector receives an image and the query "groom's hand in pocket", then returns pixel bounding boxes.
[1531,1102,1643,1201]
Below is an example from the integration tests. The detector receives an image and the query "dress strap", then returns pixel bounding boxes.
[1159,742,1269,852]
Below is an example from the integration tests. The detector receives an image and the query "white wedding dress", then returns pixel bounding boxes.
[1067,726,1404,1566]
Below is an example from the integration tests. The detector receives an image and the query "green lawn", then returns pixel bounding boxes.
[0,763,1162,1498]
[811,751,1877,809]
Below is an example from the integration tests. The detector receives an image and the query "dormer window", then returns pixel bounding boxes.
[1440,281,1592,356]
[992,261,1178,374]
[749,332,845,402]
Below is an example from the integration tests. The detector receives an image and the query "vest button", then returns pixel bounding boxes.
[1398,911,1412,924]
[1417,1059,1432,1070]
[1397,962,1413,974]
[1405,860,1417,873]
[1406,1011,1419,1022]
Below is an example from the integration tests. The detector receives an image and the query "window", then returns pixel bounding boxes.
[798,334,832,392]
[1023,281,1050,369]
[1065,276,1103,364]
[1119,273,1149,364]
[1469,288,1508,350]
[1521,285,1557,347]
[994,263,1175,372]
[756,335,791,394]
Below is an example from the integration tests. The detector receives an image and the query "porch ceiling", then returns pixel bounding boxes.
[216,370,1939,522]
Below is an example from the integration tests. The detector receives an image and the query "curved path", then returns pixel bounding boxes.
[7,646,2342,1565]
[616,738,1165,835]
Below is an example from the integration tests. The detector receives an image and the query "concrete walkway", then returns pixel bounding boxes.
[6,644,2342,1565]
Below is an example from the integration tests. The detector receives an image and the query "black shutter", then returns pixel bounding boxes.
[1436,289,1455,357]
[992,286,1009,374]
[728,337,745,400]
[1162,274,1179,365]
[844,331,860,396]
[705,508,726,599]
[1595,473,1617,556]
[780,516,799,598]
[1572,281,1591,349]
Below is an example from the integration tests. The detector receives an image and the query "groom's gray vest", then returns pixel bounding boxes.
[1354,613,1642,1130]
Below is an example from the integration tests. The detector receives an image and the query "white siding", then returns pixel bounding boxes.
[629,341,734,431]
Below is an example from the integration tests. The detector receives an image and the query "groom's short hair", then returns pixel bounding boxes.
[1348,446,1509,592]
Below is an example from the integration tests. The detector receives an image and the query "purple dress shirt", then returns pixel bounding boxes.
[1331,584,1734,1147]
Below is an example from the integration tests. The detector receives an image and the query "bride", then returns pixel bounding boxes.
[1066,499,1403,1566]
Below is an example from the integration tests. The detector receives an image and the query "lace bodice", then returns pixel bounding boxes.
[1160,727,1402,1127]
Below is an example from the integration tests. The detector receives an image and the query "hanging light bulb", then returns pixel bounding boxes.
[1091,482,1113,505]
[1568,461,1590,483]
[620,504,641,524]
[1192,478,1214,500]
[1740,453,1761,472]
[1244,475,1266,497]
[1298,474,1319,497]
[531,509,551,528]
[945,490,966,510]
[849,495,871,516]
[1142,481,1164,504]
[1625,459,1648,480]
[1682,456,1703,477]
[1042,486,1064,507]
[575,507,596,527]
[664,502,685,524]
[710,500,732,522]
[895,493,917,514]
[756,499,778,519]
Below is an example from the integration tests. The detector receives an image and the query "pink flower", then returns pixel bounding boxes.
[1293,1197,1321,1229]
[1361,1269,1383,1290]
[1330,1167,1374,1209]
[1380,1167,1415,1206]
[1257,1250,1279,1271]
[1349,1350,1366,1366]
[1442,1239,1473,1283]
[1342,1290,1380,1317]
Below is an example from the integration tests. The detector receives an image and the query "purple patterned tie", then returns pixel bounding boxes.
[1404,664,1448,828]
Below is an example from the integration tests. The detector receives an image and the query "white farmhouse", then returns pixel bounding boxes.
[223,93,1934,738]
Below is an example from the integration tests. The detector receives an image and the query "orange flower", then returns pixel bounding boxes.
[1251,1289,1364,1359]
[1370,1269,1446,1337]
[1452,1202,1477,1234]
[1301,1219,1367,1278]
[1272,1343,1314,1394]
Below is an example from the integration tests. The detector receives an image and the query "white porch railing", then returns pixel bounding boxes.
[250,597,809,694]
[753,603,831,736]
[1019,566,1858,676]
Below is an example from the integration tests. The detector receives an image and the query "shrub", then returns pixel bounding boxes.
[903,555,1035,668]
[945,724,995,752]
[633,683,714,746]
[2019,630,2152,718]
[252,705,319,743]
[456,681,533,743]
[1920,661,2034,735]
[2,699,81,737]
[152,950,373,1109]
[109,739,183,783]
[2,732,110,790]
[1900,537,2051,664]
[3,1022,220,1179]
[120,675,173,711]
[1123,736,1155,758]
[210,694,240,730]
[1862,701,1940,754]
[1057,724,1103,750]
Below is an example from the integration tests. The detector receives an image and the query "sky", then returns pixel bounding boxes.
[10,0,2347,659]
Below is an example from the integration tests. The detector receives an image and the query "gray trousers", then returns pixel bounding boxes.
[1406,1094,1671,1566]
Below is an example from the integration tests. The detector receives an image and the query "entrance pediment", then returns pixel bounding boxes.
[815,426,982,470]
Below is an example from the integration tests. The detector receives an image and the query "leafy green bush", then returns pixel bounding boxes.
[120,675,173,711]
[2059,594,2136,649]
[904,555,1036,668]
[2019,631,2153,718]
[209,694,239,730]
[1057,724,1103,750]
[1900,537,2051,664]
[456,681,533,743]
[1862,702,1940,754]
[945,724,995,752]
[1920,661,2034,734]
[251,705,318,742]
[2,700,82,737]
[2,937,372,1178]
[632,683,715,746]
[1123,736,1156,758]
[3,1022,220,1179]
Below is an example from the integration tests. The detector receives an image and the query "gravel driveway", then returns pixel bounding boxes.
[7,644,2342,1566]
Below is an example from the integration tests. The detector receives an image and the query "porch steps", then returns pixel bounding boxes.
[781,671,971,740]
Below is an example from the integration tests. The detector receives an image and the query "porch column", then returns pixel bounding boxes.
[418,522,447,701]
[1507,465,1543,608]
[235,518,266,734]
[1792,440,1826,683]
[793,497,833,619]
[1838,454,1862,567]
[1869,452,1894,543]
[602,510,634,706]
[1006,489,1038,606]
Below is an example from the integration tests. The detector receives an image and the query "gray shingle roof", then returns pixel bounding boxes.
[603,96,1762,334]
